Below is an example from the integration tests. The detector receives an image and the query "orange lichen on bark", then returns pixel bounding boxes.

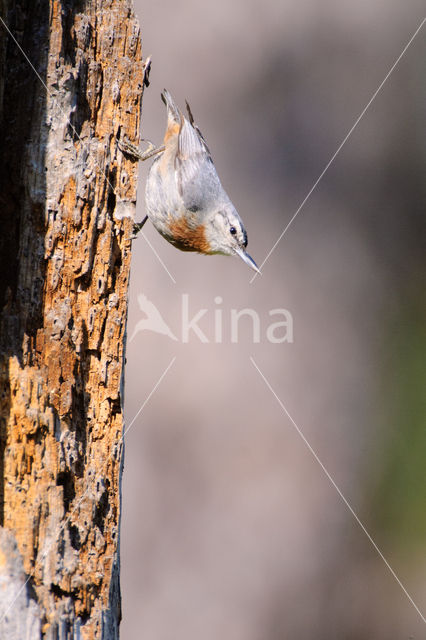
[0,0,144,637]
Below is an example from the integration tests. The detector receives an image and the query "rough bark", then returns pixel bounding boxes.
[0,1,143,637]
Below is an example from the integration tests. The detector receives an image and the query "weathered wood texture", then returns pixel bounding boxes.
[0,1,143,637]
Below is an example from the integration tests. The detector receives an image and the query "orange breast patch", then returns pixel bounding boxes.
[167,216,211,254]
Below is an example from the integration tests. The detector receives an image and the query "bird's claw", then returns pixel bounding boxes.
[132,215,148,238]
[119,137,164,162]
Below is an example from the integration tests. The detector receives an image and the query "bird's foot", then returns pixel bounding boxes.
[119,137,165,162]
[132,215,148,238]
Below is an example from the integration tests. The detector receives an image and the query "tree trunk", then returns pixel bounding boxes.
[0,1,143,637]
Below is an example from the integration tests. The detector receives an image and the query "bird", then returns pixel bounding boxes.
[119,89,260,273]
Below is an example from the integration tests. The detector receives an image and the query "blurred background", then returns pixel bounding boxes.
[122,1,426,638]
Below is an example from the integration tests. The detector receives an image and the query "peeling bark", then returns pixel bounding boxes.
[0,1,143,637]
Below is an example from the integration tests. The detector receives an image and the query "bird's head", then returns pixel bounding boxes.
[205,206,260,273]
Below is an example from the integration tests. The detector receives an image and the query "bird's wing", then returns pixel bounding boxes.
[176,117,222,214]
[184,100,212,158]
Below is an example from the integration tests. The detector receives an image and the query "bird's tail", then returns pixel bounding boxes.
[161,89,183,144]
[161,89,181,124]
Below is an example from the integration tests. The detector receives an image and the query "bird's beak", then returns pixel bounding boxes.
[235,247,261,274]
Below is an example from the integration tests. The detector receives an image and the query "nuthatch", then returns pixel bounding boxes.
[120,90,259,273]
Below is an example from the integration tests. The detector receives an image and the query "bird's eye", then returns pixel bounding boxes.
[230,226,237,235]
